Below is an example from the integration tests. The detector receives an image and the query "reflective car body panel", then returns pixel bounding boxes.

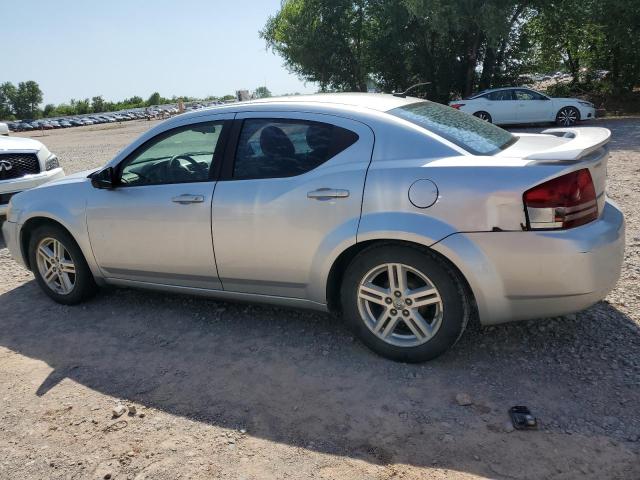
[213,111,375,299]
[2,93,624,325]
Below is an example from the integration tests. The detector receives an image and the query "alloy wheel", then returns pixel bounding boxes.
[557,108,578,126]
[36,237,77,295]
[474,112,491,122]
[357,263,444,347]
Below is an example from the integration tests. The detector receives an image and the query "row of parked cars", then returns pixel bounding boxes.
[6,106,181,132]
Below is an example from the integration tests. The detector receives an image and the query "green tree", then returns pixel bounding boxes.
[13,80,43,118]
[91,95,106,113]
[261,0,538,99]
[147,92,162,106]
[0,82,18,119]
[71,98,90,114]
[43,104,56,117]
[254,86,272,98]
[261,0,370,91]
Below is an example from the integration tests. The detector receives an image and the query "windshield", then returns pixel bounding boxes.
[388,101,516,155]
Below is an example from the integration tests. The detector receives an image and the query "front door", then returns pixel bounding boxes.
[86,118,230,289]
[212,112,374,299]
[514,89,552,123]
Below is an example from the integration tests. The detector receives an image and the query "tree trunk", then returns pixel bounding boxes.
[463,31,482,97]
[479,46,496,90]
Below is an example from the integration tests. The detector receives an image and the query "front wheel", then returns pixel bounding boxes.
[28,224,98,304]
[556,106,580,126]
[341,245,470,362]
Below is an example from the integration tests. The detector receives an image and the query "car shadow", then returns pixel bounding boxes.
[0,281,638,478]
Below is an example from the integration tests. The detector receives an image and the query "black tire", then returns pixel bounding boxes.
[28,224,98,305]
[340,244,470,362]
[555,106,580,126]
[473,111,492,123]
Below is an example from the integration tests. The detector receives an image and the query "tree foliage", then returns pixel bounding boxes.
[254,86,272,98]
[262,0,640,101]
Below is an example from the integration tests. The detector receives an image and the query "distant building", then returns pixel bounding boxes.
[236,90,252,101]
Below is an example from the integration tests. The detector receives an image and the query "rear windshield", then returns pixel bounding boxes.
[388,101,516,155]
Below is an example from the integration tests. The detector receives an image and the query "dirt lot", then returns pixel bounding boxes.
[1,118,639,479]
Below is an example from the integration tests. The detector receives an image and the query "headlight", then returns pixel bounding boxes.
[46,155,60,171]
[578,101,593,108]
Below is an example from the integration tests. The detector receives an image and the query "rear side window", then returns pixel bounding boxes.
[233,119,359,179]
[389,101,517,155]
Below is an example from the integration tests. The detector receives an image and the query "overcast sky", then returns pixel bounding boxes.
[4,0,316,105]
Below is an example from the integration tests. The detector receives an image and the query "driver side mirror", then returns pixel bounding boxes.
[91,167,116,189]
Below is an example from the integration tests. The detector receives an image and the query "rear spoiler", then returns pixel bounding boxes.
[523,127,611,161]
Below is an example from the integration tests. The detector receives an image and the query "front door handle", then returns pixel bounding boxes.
[307,188,350,200]
[172,194,205,204]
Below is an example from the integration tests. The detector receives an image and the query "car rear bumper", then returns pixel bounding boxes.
[432,199,625,325]
[0,168,65,216]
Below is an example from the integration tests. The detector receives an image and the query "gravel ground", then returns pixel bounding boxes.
[0,118,638,480]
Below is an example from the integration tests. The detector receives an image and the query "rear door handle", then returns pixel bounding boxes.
[172,194,205,204]
[307,188,350,200]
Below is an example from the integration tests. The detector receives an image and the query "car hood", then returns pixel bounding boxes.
[37,168,98,188]
[0,136,43,152]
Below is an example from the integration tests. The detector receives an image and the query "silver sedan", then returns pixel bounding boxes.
[2,94,625,362]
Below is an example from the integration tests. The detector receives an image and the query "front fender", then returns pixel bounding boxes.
[15,184,102,281]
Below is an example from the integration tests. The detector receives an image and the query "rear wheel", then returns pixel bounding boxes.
[28,224,97,304]
[473,111,492,123]
[556,106,580,126]
[341,245,469,362]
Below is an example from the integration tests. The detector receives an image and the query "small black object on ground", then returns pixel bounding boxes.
[509,406,538,430]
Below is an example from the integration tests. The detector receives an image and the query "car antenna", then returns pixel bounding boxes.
[392,82,431,98]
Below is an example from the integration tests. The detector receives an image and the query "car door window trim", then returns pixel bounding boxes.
[115,120,231,187]
[219,118,360,181]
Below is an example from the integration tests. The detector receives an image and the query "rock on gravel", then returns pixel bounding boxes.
[112,404,127,418]
[455,393,473,406]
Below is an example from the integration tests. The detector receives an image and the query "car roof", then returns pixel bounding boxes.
[178,93,420,120]
[471,86,538,96]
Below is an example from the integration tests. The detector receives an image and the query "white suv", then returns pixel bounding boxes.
[0,136,64,216]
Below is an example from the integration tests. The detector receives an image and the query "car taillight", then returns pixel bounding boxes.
[523,168,598,230]
[450,103,465,109]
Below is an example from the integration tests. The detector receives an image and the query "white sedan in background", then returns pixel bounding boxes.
[449,87,596,126]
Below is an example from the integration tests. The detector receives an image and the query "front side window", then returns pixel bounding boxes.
[233,119,359,179]
[119,122,224,186]
[389,101,517,155]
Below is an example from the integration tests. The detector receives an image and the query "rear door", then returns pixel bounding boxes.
[212,112,374,299]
